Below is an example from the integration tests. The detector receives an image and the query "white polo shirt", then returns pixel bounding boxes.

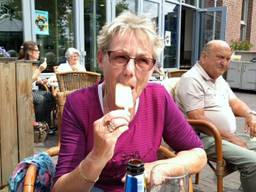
[175,63,237,133]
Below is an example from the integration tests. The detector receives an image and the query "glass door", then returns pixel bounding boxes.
[194,7,227,63]
[84,0,106,72]
[35,0,75,71]
[143,0,160,32]
[163,2,180,69]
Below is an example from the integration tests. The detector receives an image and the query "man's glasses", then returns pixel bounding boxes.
[107,50,156,71]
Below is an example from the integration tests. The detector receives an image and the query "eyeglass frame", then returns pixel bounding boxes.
[30,48,40,52]
[106,50,156,71]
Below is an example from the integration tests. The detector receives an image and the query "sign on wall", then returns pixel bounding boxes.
[165,31,171,46]
[35,10,49,35]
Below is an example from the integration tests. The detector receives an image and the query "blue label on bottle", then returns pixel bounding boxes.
[125,174,145,192]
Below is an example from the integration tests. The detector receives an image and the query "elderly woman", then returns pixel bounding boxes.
[56,47,86,72]
[52,12,207,192]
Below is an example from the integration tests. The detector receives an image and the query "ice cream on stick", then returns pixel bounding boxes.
[115,83,133,111]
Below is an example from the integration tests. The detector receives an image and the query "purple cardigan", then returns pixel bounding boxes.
[55,83,203,191]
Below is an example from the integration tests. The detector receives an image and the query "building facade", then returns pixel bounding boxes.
[0,0,255,72]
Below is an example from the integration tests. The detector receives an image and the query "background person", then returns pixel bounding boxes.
[56,47,86,72]
[18,41,56,133]
[52,12,207,192]
[175,40,256,192]
[48,47,87,89]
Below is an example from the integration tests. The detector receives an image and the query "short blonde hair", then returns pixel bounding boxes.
[97,11,163,59]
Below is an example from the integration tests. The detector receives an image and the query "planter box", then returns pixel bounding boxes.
[226,51,256,90]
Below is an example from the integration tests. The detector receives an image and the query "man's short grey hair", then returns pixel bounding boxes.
[97,11,164,59]
[201,40,231,55]
[65,47,80,59]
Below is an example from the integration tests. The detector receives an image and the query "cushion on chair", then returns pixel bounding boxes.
[161,77,180,98]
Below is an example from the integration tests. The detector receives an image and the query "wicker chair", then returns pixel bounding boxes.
[54,71,101,137]
[56,71,101,92]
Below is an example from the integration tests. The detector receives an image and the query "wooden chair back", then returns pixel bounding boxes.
[167,69,187,78]
[56,71,101,92]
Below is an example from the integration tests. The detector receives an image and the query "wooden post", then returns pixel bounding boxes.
[16,60,34,160]
[0,58,34,187]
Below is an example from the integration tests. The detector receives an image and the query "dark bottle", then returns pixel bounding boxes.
[124,159,145,192]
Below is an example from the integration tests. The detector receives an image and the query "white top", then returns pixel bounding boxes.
[57,62,86,72]
[175,63,237,133]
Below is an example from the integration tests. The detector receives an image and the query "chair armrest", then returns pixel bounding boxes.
[46,145,60,156]
[158,145,176,159]
[23,146,60,192]
[187,119,224,167]
[157,145,194,192]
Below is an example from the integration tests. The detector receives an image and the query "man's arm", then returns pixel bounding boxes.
[187,108,247,148]
[229,98,256,137]
[229,97,251,117]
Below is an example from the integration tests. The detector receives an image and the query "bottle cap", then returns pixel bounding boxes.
[127,159,144,176]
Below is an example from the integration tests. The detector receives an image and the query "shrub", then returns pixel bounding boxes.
[230,40,253,51]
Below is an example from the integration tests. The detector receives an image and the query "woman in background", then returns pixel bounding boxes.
[19,41,56,132]
[56,47,86,72]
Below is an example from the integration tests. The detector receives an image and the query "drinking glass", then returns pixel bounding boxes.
[149,163,189,192]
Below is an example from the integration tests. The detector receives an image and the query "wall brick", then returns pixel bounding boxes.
[222,0,243,44]
[249,0,256,51]
[220,0,256,51]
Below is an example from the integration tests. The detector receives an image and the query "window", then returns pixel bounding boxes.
[240,0,248,40]
[163,2,179,68]
[116,0,138,16]
[143,0,160,31]
[183,0,196,6]
[84,0,106,71]
[35,0,75,71]
[0,0,23,55]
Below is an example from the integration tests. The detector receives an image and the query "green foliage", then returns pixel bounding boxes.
[230,40,253,51]
[116,1,129,16]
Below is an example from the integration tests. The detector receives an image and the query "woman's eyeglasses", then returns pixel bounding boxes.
[107,50,155,71]
[30,48,40,52]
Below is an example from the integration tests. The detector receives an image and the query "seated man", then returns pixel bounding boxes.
[175,40,256,192]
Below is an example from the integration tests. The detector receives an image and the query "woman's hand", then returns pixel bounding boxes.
[90,109,131,163]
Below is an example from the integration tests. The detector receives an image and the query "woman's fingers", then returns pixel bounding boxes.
[92,109,131,160]
[102,109,130,133]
